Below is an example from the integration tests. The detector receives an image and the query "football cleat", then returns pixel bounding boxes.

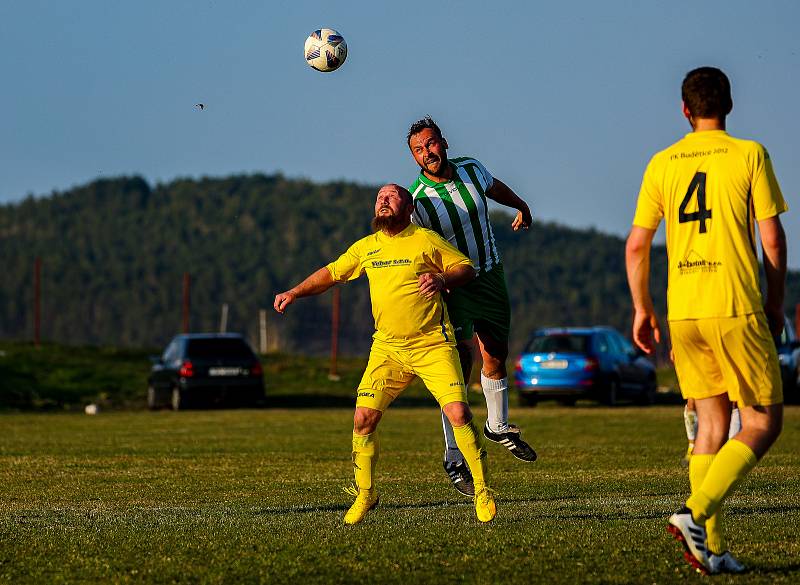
[708,551,746,574]
[483,423,537,462]
[474,486,497,523]
[667,506,710,574]
[343,485,379,525]
[443,460,474,497]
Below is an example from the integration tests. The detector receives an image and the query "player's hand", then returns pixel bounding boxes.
[418,273,445,300]
[632,309,661,355]
[511,208,532,231]
[274,291,296,314]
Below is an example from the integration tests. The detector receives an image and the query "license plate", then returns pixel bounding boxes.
[209,367,242,376]
[540,360,568,370]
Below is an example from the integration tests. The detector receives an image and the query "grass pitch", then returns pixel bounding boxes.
[1,405,799,584]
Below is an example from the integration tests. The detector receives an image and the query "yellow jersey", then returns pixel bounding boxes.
[326,223,472,348]
[633,130,787,321]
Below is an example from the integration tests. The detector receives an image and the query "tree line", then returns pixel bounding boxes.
[2,174,798,358]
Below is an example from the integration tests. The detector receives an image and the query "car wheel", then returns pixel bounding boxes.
[604,379,619,406]
[519,393,539,407]
[171,387,183,411]
[147,385,160,410]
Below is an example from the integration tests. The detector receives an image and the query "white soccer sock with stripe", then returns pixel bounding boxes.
[441,410,464,464]
[482,373,509,433]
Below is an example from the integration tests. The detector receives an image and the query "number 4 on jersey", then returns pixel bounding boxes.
[679,172,712,233]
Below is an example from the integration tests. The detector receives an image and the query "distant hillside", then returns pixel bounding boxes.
[2,174,798,357]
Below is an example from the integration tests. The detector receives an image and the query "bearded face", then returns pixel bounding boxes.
[372,185,413,233]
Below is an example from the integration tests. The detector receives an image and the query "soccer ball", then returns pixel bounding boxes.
[304,28,347,72]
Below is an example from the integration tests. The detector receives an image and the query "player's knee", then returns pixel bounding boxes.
[353,407,381,434]
[698,423,729,451]
[442,401,472,427]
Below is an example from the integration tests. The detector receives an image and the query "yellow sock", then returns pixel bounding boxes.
[687,439,757,522]
[351,432,379,491]
[451,421,489,489]
[689,454,726,554]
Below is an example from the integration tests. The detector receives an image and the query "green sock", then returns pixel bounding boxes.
[351,431,379,491]
[451,420,489,489]
[687,439,757,522]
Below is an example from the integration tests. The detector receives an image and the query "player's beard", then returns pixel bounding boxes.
[372,210,406,233]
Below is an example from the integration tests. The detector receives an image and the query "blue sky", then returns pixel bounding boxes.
[2,1,799,262]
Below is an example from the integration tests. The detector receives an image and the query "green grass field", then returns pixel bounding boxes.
[1,405,798,584]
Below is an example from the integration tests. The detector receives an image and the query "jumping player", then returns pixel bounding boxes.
[407,117,537,497]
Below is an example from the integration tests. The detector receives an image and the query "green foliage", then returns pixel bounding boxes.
[1,407,799,583]
[2,174,798,359]
[0,341,153,410]
[0,340,442,411]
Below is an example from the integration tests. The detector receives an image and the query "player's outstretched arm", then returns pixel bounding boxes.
[625,226,661,354]
[418,265,476,300]
[759,215,788,336]
[486,178,532,231]
[274,267,336,313]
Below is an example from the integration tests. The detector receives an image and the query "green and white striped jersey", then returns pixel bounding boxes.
[409,157,500,274]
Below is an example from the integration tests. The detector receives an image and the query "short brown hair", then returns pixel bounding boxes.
[407,116,443,145]
[682,67,732,119]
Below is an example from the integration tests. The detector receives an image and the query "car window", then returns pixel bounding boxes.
[526,334,590,354]
[605,332,625,356]
[609,331,635,356]
[594,333,610,354]
[186,338,254,359]
[618,334,636,355]
[163,340,180,362]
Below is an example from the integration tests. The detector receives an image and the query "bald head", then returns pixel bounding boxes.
[373,183,414,234]
[378,183,412,206]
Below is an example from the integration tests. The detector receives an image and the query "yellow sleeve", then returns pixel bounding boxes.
[752,144,788,220]
[326,241,364,283]
[422,230,472,272]
[632,157,664,230]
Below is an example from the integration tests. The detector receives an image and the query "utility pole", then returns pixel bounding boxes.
[219,303,229,333]
[328,287,341,381]
[259,309,268,354]
[182,273,191,333]
[34,257,41,348]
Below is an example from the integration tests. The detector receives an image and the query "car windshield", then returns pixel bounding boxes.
[186,338,253,359]
[526,334,590,354]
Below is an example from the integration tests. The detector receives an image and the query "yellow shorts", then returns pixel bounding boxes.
[355,339,468,412]
[669,312,782,407]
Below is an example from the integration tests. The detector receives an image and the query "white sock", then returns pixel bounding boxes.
[441,410,463,464]
[684,404,698,442]
[728,407,741,439]
[482,373,508,433]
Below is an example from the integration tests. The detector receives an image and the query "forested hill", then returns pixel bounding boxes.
[2,175,797,356]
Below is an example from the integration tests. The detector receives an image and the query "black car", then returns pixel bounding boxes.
[147,333,265,410]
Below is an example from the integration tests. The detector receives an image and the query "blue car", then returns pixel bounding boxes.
[514,327,657,406]
[776,315,800,402]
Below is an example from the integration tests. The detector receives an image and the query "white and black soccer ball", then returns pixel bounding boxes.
[304,28,347,72]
